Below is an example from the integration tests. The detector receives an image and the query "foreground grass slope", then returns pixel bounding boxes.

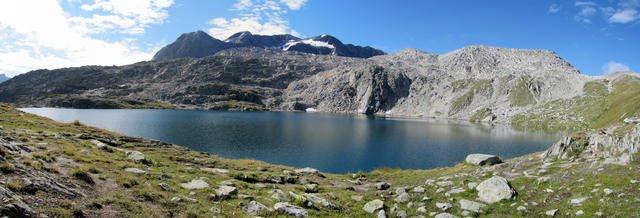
[1,102,639,217]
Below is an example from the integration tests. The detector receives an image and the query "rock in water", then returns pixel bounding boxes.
[476,176,516,203]
[242,200,268,215]
[215,185,237,200]
[180,179,209,190]
[459,199,487,212]
[125,151,145,161]
[274,202,308,217]
[465,154,503,166]
[363,199,384,213]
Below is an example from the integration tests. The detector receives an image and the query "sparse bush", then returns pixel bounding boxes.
[72,169,95,185]
[0,163,16,174]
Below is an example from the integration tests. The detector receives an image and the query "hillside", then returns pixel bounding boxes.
[1,45,637,130]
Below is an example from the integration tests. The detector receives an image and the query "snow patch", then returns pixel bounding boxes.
[283,39,335,51]
[305,108,317,112]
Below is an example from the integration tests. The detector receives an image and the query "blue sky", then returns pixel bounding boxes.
[0,0,638,77]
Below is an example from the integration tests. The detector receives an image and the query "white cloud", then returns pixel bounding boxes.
[575,1,597,6]
[78,0,174,34]
[602,61,631,74]
[549,4,562,13]
[207,0,306,40]
[0,0,170,77]
[280,0,307,10]
[608,9,639,23]
[579,6,597,16]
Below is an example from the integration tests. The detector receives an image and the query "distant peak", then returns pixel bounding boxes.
[227,31,253,39]
[178,30,213,40]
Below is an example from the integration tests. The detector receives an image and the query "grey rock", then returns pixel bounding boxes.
[79,149,90,155]
[274,202,308,217]
[396,210,408,218]
[351,195,363,201]
[436,202,452,211]
[467,182,478,190]
[215,185,237,200]
[303,193,339,210]
[436,181,454,187]
[412,186,426,193]
[517,206,526,211]
[242,200,268,215]
[434,213,459,218]
[465,154,502,166]
[295,167,319,175]
[363,199,385,213]
[395,193,411,203]
[170,197,182,202]
[377,209,387,218]
[180,179,209,190]
[304,184,318,193]
[124,167,146,174]
[459,199,486,212]
[603,188,613,195]
[239,194,254,200]
[476,176,516,203]
[545,209,558,216]
[376,182,391,190]
[158,183,170,191]
[417,206,427,213]
[125,151,145,161]
[570,197,588,204]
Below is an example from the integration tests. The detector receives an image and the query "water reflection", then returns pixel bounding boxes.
[20,108,564,173]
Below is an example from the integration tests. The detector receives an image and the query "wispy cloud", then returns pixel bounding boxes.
[608,8,639,23]
[602,61,631,74]
[549,4,562,13]
[0,0,172,77]
[207,0,306,40]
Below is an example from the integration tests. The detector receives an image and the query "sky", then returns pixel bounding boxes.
[0,0,638,77]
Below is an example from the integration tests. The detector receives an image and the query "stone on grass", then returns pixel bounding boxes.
[200,167,229,174]
[517,206,526,211]
[467,182,478,190]
[303,193,339,210]
[242,200,268,215]
[363,199,384,213]
[295,167,319,175]
[476,176,516,203]
[436,202,452,211]
[394,192,410,203]
[180,179,209,190]
[603,188,613,195]
[412,186,425,193]
[351,195,363,201]
[158,183,170,191]
[576,210,584,215]
[570,197,588,204]
[215,185,237,200]
[545,209,558,216]
[417,206,427,213]
[124,167,146,174]
[91,140,106,148]
[434,213,459,218]
[377,209,387,218]
[125,151,145,161]
[304,184,318,193]
[396,210,407,218]
[459,199,486,212]
[274,202,308,217]
[376,182,391,190]
[436,181,454,187]
[465,154,503,165]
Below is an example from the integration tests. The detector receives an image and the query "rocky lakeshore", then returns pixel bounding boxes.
[1,103,639,217]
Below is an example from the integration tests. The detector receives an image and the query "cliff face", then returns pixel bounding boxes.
[1,45,637,128]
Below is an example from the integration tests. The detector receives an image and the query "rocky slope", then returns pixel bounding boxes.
[3,45,635,130]
[152,31,385,61]
[1,100,639,217]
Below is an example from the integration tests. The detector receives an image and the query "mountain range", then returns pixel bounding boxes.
[152,31,386,61]
[0,31,638,130]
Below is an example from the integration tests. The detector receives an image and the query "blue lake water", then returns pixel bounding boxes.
[20,108,563,174]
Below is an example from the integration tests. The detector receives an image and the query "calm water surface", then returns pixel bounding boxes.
[20,108,563,173]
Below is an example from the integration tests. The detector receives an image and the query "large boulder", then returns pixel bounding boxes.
[295,167,319,175]
[274,202,308,217]
[125,151,145,161]
[465,154,502,166]
[476,176,516,203]
[215,185,238,200]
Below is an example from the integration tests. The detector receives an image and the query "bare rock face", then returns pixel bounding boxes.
[543,124,640,165]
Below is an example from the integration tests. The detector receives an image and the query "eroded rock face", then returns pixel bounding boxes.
[465,154,503,166]
[543,124,640,165]
[476,176,516,203]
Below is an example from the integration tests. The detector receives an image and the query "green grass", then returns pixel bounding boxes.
[509,76,537,107]
[583,80,609,97]
[449,80,493,116]
[470,108,495,122]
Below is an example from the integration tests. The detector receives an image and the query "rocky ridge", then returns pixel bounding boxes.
[1,45,628,129]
